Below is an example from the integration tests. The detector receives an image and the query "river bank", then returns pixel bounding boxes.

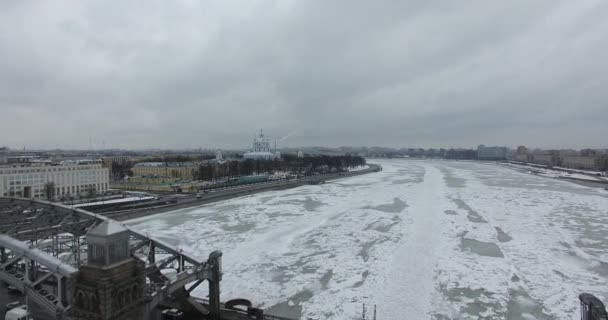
[498,162,608,189]
[110,164,382,221]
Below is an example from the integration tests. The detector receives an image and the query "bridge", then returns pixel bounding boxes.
[0,197,283,320]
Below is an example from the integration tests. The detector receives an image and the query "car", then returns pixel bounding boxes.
[195,194,202,199]
[7,285,21,294]
[5,301,23,312]
[4,305,32,320]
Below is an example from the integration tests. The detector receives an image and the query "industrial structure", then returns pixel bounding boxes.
[0,197,287,320]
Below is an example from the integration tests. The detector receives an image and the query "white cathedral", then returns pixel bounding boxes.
[243,130,281,160]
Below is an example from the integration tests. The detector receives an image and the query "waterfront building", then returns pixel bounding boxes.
[477,145,508,160]
[132,162,200,179]
[0,160,110,199]
[513,146,532,163]
[243,130,278,160]
[561,155,604,171]
[0,147,6,164]
[532,150,560,167]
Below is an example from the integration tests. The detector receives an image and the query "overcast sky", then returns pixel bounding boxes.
[1,1,607,150]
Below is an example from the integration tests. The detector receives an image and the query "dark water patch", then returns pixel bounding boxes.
[359,240,377,262]
[511,274,520,282]
[495,227,513,242]
[269,266,293,284]
[364,198,408,213]
[373,221,400,233]
[445,210,458,215]
[442,286,504,318]
[441,169,466,188]
[265,290,314,320]
[303,197,325,211]
[506,288,552,320]
[320,269,333,289]
[269,196,325,212]
[460,238,504,258]
[364,217,401,232]
[358,238,390,262]
[221,222,256,233]
[352,270,370,288]
[453,198,487,223]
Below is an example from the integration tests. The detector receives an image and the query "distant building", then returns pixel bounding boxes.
[532,150,560,167]
[243,130,278,160]
[7,155,38,164]
[0,147,7,164]
[0,160,109,199]
[561,155,603,171]
[514,146,532,163]
[132,162,200,180]
[101,155,132,165]
[477,145,508,160]
[297,151,304,159]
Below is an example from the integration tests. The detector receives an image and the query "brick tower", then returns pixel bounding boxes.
[69,220,145,320]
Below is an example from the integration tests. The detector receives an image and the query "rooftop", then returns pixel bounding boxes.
[88,220,128,237]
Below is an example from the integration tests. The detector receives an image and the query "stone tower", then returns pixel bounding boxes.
[69,220,145,320]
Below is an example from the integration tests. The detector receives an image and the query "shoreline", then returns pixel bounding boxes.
[496,162,608,189]
[111,164,382,222]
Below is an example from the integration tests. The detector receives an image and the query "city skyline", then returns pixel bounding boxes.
[2,1,608,149]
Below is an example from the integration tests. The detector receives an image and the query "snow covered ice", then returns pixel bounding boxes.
[127,160,608,319]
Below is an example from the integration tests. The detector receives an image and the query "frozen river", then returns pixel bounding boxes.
[127,160,608,319]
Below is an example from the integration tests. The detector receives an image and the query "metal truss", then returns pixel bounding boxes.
[0,197,222,319]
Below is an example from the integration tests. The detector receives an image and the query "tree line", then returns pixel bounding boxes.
[196,154,366,181]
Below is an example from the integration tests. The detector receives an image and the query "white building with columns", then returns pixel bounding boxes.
[243,130,280,160]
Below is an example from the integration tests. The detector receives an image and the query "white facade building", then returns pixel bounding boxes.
[0,160,110,200]
[243,130,278,160]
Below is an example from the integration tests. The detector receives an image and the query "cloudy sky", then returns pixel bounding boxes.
[1,1,607,150]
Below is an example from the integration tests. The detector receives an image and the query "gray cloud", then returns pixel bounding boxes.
[1,0,607,150]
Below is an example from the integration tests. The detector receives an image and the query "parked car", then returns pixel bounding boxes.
[5,302,22,312]
[7,285,20,294]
